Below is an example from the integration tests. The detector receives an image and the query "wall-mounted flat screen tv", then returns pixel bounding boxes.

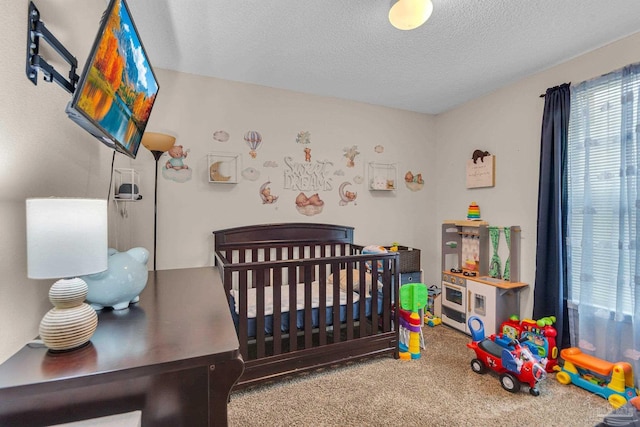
[66,0,159,159]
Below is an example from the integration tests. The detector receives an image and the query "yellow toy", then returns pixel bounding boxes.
[424,311,442,327]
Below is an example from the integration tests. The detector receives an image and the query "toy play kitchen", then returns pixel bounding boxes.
[441,219,528,336]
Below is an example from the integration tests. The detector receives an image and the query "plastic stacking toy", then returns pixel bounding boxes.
[398,283,427,360]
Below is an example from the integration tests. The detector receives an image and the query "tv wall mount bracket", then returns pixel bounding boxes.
[26,1,79,94]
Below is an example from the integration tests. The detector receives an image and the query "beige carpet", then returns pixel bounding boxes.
[228,324,614,426]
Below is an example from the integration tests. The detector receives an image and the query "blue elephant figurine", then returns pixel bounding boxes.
[82,247,149,310]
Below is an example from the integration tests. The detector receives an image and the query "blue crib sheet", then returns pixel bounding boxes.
[229,291,384,338]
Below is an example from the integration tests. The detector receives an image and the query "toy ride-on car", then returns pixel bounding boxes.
[466,316,548,396]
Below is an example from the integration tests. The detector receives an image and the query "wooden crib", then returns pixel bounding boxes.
[213,223,400,391]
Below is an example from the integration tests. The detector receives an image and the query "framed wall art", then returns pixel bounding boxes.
[466,152,495,189]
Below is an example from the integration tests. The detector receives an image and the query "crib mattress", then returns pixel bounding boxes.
[229,282,360,318]
[229,282,382,337]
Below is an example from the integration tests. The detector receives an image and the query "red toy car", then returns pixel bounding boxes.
[467,316,547,396]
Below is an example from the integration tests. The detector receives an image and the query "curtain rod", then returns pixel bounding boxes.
[540,82,571,98]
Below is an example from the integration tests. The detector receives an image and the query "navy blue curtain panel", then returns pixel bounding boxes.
[533,83,571,349]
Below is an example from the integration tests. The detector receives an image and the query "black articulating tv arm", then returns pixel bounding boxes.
[26,1,79,94]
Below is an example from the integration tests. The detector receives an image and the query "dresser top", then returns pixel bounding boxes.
[0,267,239,396]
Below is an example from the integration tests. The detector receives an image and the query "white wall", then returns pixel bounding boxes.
[435,31,640,317]
[120,69,437,270]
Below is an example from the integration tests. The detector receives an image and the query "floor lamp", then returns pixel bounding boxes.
[141,132,176,271]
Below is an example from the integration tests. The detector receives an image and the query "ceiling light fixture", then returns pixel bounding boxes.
[389,0,434,31]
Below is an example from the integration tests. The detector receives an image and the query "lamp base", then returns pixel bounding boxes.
[39,303,98,351]
[39,278,98,352]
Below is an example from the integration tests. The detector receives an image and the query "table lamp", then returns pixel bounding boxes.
[26,198,108,351]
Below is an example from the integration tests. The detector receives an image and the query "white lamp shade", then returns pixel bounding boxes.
[26,198,108,279]
[389,0,434,30]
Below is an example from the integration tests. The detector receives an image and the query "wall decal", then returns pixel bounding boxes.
[166,145,189,170]
[333,170,345,176]
[162,145,192,182]
[213,130,229,142]
[353,175,363,185]
[264,160,279,168]
[374,145,384,154]
[241,167,260,181]
[295,192,324,216]
[259,181,279,204]
[304,147,311,162]
[338,182,357,206]
[296,131,311,145]
[283,157,333,191]
[210,161,232,182]
[244,130,262,158]
[404,171,424,192]
[343,145,360,168]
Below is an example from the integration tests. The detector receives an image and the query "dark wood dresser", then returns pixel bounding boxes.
[0,267,244,426]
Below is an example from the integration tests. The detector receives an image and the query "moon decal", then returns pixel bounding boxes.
[259,181,278,204]
[338,181,357,206]
[210,161,231,182]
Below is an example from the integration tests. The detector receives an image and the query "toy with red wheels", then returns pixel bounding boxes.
[467,316,548,396]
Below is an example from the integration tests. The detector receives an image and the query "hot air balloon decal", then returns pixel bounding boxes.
[244,131,262,158]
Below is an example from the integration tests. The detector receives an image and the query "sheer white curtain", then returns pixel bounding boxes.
[566,63,640,386]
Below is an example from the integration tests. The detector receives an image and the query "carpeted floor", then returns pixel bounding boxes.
[228,324,614,426]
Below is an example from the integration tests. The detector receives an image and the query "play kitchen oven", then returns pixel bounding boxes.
[441,272,468,332]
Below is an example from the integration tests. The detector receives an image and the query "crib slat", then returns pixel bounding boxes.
[303,265,313,349]
[344,264,355,341]
[239,269,248,359]
[370,261,379,335]
[272,267,282,355]
[331,263,343,344]
[358,259,367,337]
[255,267,267,358]
[288,266,297,352]
[382,259,393,331]
[223,260,232,295]
[342,263,357,340]
[318,262,327,346]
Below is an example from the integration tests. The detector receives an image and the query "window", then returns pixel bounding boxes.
[566,64,640,316]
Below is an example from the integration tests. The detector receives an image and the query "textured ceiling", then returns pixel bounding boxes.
[126,0,640,115]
